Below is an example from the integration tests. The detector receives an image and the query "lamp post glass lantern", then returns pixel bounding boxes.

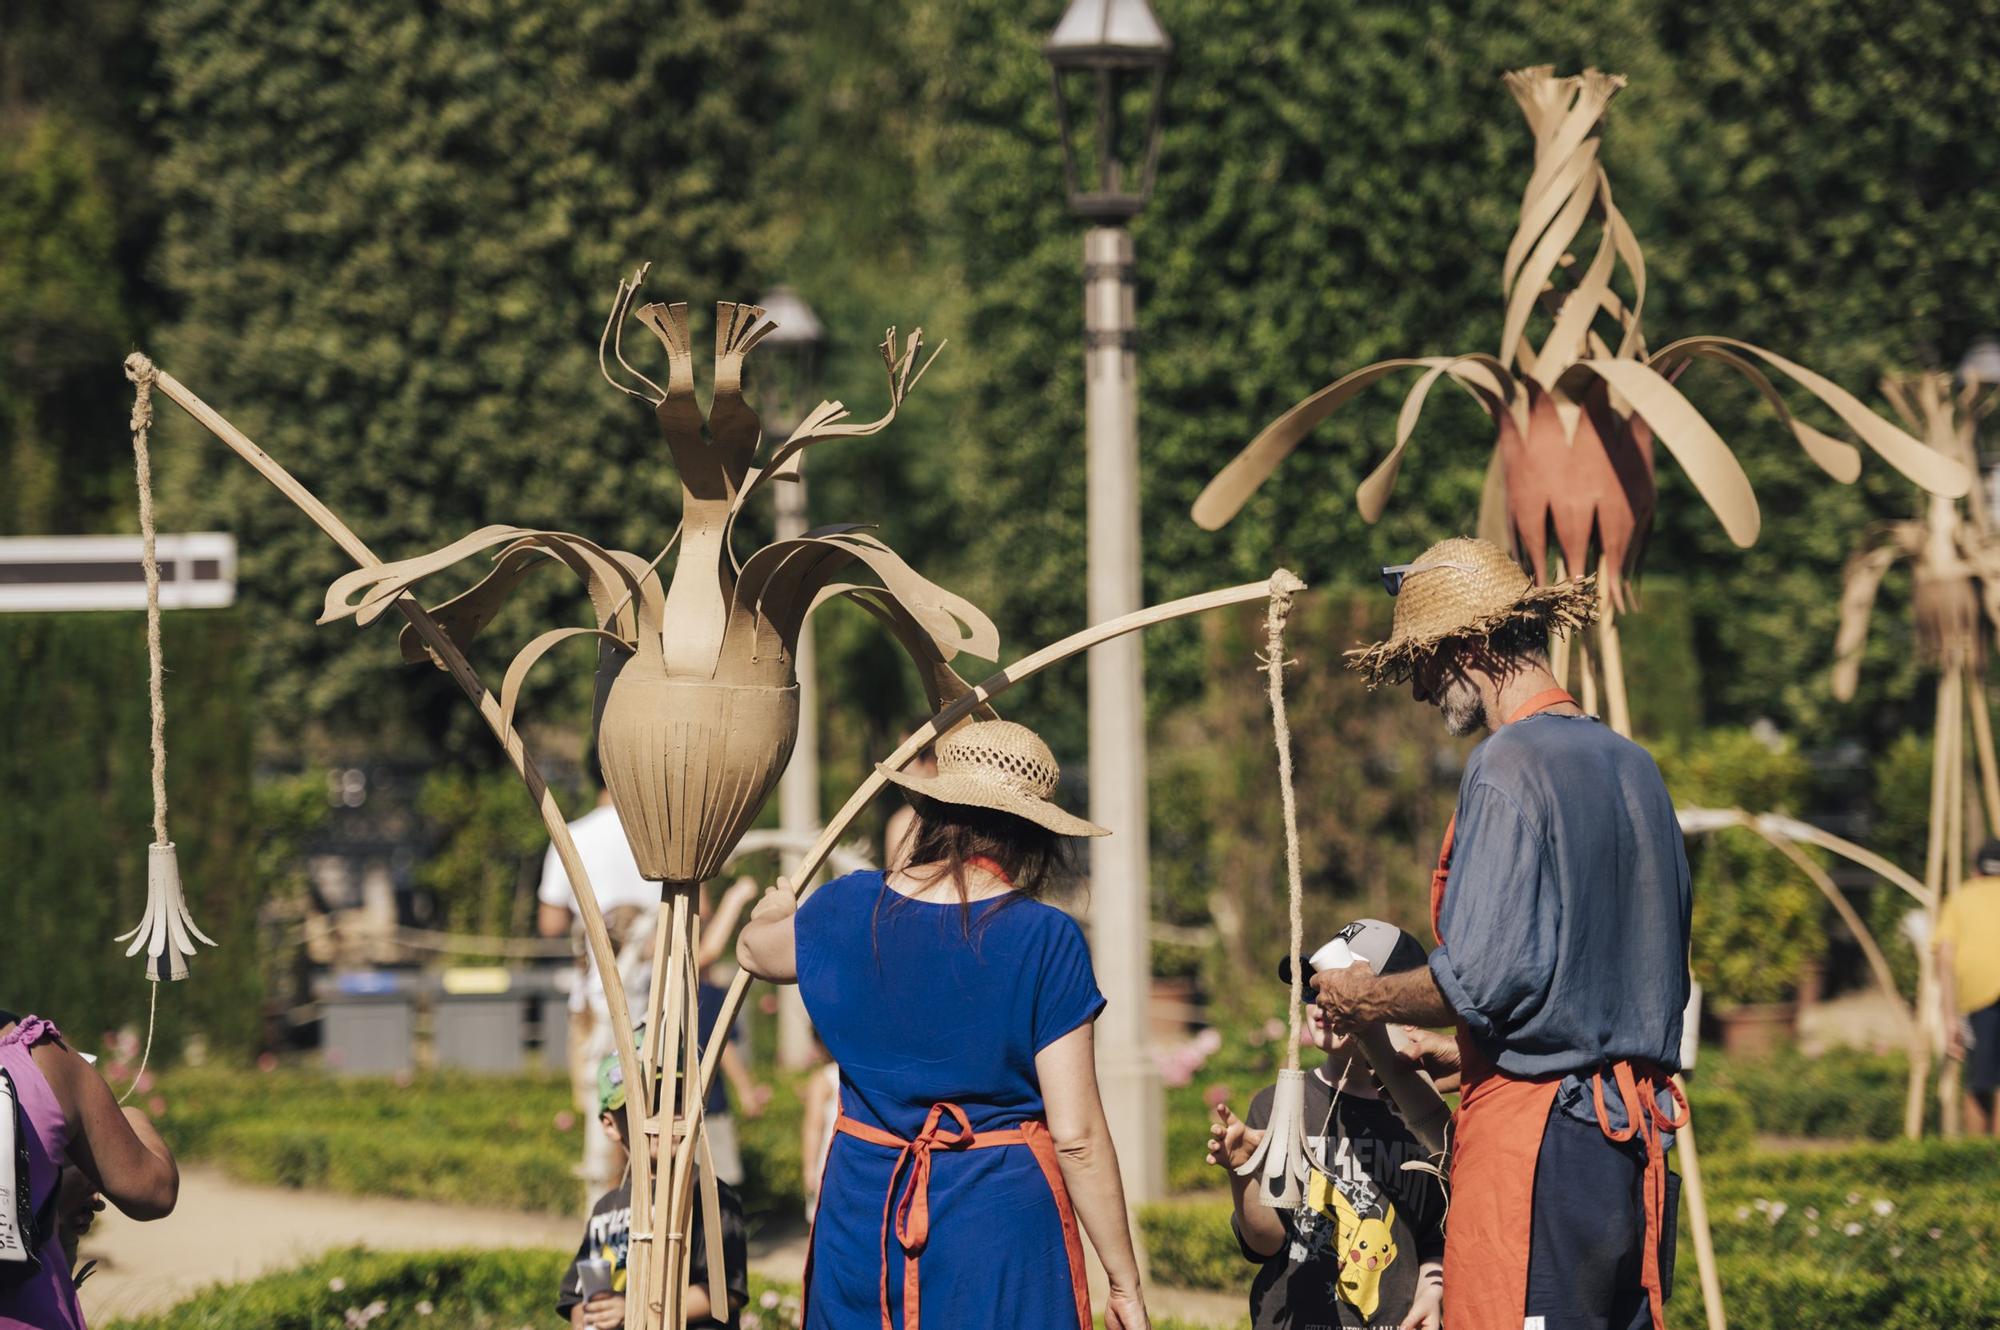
[754,285,828,1070]
[1046,0,1171,1207]
[1045,0,1171,221]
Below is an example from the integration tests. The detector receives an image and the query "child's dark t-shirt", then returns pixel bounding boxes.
[556,1176,748,1326]
[1235,1075,1446,1330]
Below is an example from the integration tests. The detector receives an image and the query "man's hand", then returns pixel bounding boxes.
[750,878,797,926]
[580,1291,625,1329]
[1947,1018,1970,1062]
[742,1081,773,1119]
[1314,963,1459,1032]
[1205,1103,1263,1173]
[1313,966,1387,1034]
[1397,1026,1461,1075]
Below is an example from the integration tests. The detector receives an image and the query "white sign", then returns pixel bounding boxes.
[0,533,236,612]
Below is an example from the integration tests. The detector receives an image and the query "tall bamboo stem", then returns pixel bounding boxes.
[1597,587,1633,736]
[1966,661,2000,838]
[1909,668,1958,1137]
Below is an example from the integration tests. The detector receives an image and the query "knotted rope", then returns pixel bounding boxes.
[127,354,168,846]
[1263,569,1308,1065]
[118,353,216,1095]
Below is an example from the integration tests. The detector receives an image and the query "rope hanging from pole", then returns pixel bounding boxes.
[116,354,216,998]
[1234,568,1315,1210]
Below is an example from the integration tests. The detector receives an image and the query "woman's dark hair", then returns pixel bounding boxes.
[874,795,1077,943]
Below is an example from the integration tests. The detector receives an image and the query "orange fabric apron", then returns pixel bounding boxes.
[1429,688,1686,1330]
[813,1101,1091,1330]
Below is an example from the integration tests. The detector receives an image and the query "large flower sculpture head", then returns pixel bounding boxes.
[318,269,997,884]
[1195,67,1969,613]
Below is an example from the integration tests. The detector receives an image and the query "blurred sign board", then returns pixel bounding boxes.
[0,533,236,612]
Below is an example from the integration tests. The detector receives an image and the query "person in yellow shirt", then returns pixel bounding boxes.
[1938,840,2000,1137]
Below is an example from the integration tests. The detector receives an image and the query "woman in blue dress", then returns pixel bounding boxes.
[738,719,1149,1330]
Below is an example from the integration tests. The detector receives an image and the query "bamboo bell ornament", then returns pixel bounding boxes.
[118,355,217,983]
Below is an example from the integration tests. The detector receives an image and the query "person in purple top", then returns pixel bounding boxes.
[737,720,1149,1330]
[1,1011,179,1329]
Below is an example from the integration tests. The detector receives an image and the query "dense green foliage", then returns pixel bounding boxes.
[154,1067,581,1213]
[1659,729,1822,1006]
[0,0,160,537]
[110,0,1996,768]
[0,612,261,1052]
[1139,1138,1997,1323]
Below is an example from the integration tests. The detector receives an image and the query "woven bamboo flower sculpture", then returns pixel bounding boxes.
[1195,66,1969,728]
[1833,372,2000,699]
[318,270,997,885]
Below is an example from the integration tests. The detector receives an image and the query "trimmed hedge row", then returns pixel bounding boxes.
[97,1248,1233,1330]
[1137,1138,1998,1324]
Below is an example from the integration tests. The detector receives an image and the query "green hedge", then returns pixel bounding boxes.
[98,1249,1233,1330]
[1137,1138,1998,1325]
[0,611,261,1054]
[157,1062,814,1225]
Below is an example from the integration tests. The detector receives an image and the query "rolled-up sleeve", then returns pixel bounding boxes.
[1429,781,1557,1045]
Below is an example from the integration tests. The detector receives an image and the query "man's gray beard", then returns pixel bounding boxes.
[1441,689,1487,737]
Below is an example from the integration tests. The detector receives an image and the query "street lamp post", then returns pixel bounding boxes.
[754,285,827,1070]
[1045,0,1171,1206]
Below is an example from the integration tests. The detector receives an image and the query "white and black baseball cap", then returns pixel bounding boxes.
[1277,918,1429,995]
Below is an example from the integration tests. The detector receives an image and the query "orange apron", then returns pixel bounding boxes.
[809,1101,1092,1330]
[1429,688,1687,1330]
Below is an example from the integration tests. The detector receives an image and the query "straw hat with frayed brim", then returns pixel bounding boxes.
[879,719,1110,839]
[1346,537,1601,688]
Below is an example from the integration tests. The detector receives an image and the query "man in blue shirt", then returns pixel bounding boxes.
[1313,537,1692,1330]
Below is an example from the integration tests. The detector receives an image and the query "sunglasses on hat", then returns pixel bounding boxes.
[1379,559,1476,596]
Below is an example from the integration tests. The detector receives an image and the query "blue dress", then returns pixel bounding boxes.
[797,870,1105,1330]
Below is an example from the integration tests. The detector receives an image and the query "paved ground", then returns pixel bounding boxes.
[77,1166,1246,1326]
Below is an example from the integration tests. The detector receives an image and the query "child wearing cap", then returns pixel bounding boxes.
[1207,921,1447,1330]
[556,1053,749,1329]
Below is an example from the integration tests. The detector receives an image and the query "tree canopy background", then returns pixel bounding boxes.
[4,0,1998,1024]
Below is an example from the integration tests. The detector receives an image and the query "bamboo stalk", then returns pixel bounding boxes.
[1673,1093,1727,1330]
[1909,669,1958,1137]
[144,367,654,1159]
[1597,589,1633,736]
[1966,661,2000,838]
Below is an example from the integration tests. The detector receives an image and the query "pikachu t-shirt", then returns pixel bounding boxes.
[1235,1072,1446,1330]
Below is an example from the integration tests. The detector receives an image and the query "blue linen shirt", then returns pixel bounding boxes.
[1428,714,1692,1082]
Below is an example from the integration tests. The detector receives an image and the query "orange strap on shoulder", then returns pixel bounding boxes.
[835,1104,1090,1330]
[1591,1061,1691,1330]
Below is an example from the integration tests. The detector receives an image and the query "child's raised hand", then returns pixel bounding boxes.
[1206,1102,1263,1172]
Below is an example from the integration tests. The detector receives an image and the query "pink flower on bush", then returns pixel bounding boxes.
[1202,1083,1235,1109]
[555,1110,577,1132]
[146,1095,167,1117]
[257,1052,279,1073]
[759,994,780,1015]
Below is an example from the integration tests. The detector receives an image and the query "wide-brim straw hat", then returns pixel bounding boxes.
[879,719,1110,838]
[1346,536,1600,688]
